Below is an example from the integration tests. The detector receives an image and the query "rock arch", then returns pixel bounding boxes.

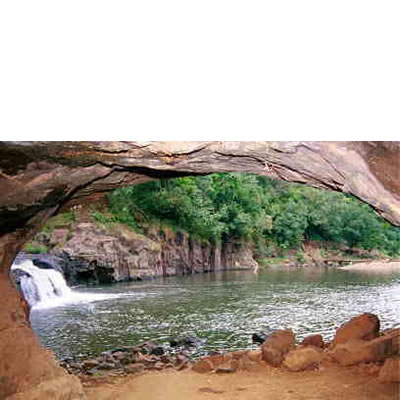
[0,141,399,398]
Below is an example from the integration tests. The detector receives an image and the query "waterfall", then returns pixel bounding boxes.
[11,259,72,309]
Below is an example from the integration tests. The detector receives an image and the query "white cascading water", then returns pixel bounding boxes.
[11,259,72,309]
[11,258,132,309]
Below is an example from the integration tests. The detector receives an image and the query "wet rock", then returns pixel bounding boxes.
[192,359,214,373]
[283,346,323,372]
[85,369,98,376]
[111,351,128,360]
[125,363,145,374]
[378,357,400,382]
[170,335,202,348]
[137,341,158,355]
[110,347,128,354]
[98,362,116,370]
[261,329,295,367]
[330,313,380,348]
[150,346,165,356]
[160,354,172,364]
[83,359,100,369]
[120,356,133,365]
[301,334,324,348]
[252,332,268,344]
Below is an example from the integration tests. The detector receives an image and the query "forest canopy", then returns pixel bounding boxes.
[107,174,400,256]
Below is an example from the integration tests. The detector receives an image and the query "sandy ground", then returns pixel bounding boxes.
[83,364,399,400]
[339,261,400,274]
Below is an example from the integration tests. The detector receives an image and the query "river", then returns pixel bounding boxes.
[30,267,400,360]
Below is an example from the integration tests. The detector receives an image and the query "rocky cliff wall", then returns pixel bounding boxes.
[37,222,257,286]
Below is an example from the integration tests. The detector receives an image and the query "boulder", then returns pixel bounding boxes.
[192,359,214,373]
[301,334,324,348]
[216,360,237,373]
[378,357,400,382]
[261,329,295,367]
[283,346,323,372]
[247,350,262,363]
[150,346,165,356]
[170,335,202,348]
[330,313,380,348]
[328,329,399,366]
[237,356,261,372]
[98,362,116,370]
[82,359,100,369]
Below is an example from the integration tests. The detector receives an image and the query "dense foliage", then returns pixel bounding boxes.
[108,174,400,256]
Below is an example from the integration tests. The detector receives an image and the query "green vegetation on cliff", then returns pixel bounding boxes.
[108,174,400,257]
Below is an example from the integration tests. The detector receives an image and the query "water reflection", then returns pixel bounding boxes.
[30,267,400,360]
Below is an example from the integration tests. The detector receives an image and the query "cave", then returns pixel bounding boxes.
[0,141,399,399]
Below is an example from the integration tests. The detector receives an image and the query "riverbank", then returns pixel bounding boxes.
[339,261,400,274]
[79,312,400,400]
[63,313,400,400]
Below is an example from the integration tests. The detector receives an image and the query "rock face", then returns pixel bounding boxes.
[38,222,257,285]
[261,330,296,367]
[0,141,400,399]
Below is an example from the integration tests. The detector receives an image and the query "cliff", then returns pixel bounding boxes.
[29,217,257,286]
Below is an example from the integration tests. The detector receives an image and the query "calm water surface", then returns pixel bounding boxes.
[30,267,400,360]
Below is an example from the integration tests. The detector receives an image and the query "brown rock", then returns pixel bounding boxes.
[237,357,261,372]
[175,362,188,371]
[330,313,380,348]
[231,350,249,359]
[174,354,189,370]
[112,351,127,360]
[204,354,225,367]
[247,350,262,363]
[283,346,323,372]
[83,359,100,369]
[378,357,400,382]
[125,363,145,374]
[153,362,165,370]
[216,360,237,374]
[301,334,324,348]
[192,359,214,373]
[328,329,399,366]
[261,329,295,367]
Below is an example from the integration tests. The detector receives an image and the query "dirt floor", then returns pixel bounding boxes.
[83,363,399,400]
